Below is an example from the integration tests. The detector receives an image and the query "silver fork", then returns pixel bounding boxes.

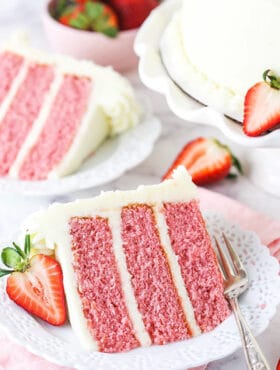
[214,233,271,370]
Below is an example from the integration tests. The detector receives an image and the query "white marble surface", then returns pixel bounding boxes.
[0,1,279,369]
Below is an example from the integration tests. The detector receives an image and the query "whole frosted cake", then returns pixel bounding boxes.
[24,167,230,352]
[0,36,140,180]
[160,0,280,122]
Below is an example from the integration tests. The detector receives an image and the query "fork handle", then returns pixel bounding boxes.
[229,297,271,370]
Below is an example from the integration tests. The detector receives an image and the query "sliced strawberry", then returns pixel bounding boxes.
[0,235,66,326]
[243,70,280,136]
[277,359,280,370]
[162,137,242,185]
[106,0,159,30]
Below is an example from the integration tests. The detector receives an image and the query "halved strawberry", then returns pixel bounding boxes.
[243,69,280,136]
[106,0,159,30]
[162,137,242,185]
[277,359,280,370]
[0,235,66,326]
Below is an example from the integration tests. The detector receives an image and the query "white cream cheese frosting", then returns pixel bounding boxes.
[160,0,280,121]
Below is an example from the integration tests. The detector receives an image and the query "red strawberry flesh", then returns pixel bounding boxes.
[244,82,280,136]
[6,254,66,326]
[162,137,235,185]
[106,0,159,30]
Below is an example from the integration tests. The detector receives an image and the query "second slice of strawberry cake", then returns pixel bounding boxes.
[0,36,140,180]
[24,167,230,352]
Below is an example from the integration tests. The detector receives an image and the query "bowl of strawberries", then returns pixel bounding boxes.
[43,0,160,72]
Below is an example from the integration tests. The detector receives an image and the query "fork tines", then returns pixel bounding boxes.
[214,233,246,279]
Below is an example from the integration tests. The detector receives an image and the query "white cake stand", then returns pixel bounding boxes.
[134,0,280,197]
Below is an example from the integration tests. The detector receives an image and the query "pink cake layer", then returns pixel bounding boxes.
[0,52,24,105]
[0,63,54,176]
[19,75,91,180]
[121,204,190,345]
[69,216,139,353]
[163,201,230,332]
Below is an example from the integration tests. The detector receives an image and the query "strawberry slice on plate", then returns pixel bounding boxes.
[0,235,66,326]
[243,69,280,136]
[162,137,242,185]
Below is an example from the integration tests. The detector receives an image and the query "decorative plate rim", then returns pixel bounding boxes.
[0,97,161,196]
[0,211,279,370]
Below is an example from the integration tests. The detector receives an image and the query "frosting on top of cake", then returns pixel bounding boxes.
[180,0,280,97]
[23,166,198,249]
[3,33,141,137]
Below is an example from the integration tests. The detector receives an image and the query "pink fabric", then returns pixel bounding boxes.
[0,188,279,370]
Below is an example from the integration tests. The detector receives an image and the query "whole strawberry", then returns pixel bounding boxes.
[106,0,159,30]
[0,235,66,326]
[162,137,242,185]
[243,69,280,136]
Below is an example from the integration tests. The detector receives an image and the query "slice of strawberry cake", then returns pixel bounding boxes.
[24,167,230,352]
[0,36,140,180]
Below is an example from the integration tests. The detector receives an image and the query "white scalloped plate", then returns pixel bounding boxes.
[0,100,161,196]
[0,212,279,370]
[134,0,280,148]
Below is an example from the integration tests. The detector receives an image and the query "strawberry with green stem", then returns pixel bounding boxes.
[0,235,66,326]
[162,137,243,185]
[243,69,280,136]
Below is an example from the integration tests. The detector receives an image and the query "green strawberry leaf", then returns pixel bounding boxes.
[69,13,91,29]
[263,69,280,90]
[13,242,26,259]
[53,0,69,18]
[93,15,119,38]
[24,234,31,257]
[226,173,238,179]
[85,1,103,21]
[1,247,22,269]
[101,26,119,38]
[212,137,243,176]
[231,155,243,174]
[0,268,13,278]
[60,4,77,17]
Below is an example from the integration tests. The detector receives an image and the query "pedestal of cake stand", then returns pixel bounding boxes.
[246,148,280,197]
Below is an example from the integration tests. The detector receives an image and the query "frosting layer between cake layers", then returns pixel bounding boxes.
[23,168,230,353]
[0,37,140,180]
[160,0,280,121]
